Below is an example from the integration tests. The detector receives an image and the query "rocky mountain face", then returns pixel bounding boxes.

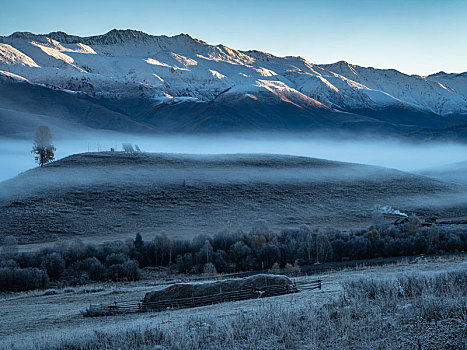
[0,29,466,137]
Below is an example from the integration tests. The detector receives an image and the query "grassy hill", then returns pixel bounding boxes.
[0,152,463,244]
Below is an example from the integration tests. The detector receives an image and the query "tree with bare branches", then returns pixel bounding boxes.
[316,234,333,263]
[32,125,55,167]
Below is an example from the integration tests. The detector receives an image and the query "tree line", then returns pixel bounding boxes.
[1,216,466,292]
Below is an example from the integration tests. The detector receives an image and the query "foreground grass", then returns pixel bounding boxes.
[6,269,467,350]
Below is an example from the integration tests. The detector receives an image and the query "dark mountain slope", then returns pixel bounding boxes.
[0,76,159,137]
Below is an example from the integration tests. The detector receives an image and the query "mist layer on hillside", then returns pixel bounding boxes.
[1,134,467,182]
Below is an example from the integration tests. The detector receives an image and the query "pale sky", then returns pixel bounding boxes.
[1,0,466,75]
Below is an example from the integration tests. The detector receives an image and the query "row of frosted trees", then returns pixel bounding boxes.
[1,218,466,291]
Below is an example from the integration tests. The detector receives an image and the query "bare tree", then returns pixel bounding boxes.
[268,262,280,274]
[316,234,333,263]
[2,235,18,258]
[203,262,217,277]
[31,125,56,167]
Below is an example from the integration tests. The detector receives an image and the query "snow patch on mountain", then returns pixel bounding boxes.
[0,43,39,67]
[0,69,30,82]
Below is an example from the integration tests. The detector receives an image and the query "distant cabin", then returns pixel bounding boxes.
[122,143,141,153]
[122,143,135,152]
[394,217,408,225]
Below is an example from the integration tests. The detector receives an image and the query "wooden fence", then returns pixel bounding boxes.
[85,279,321,317]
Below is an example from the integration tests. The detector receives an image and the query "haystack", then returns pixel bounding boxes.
[142,274,294,310]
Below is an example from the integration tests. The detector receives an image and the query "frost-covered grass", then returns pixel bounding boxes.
[7,268,466,350]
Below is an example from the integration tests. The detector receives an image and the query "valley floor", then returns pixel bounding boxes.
[1,255,465,349]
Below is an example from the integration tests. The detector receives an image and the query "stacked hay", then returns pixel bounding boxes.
[142,274,294,310]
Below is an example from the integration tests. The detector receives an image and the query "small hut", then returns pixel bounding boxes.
[394,216,408,225]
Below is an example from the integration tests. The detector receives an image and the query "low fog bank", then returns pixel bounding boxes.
[417,161,467,185]
[1,133,467,182]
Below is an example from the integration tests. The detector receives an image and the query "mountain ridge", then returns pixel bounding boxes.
[0,29,466,137]
[3,29,463,76]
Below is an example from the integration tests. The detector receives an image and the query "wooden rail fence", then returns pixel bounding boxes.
[85,279,321,317]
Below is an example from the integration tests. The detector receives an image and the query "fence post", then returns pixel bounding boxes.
[318,280,321,290]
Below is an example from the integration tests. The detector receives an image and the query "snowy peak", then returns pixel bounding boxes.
[322,60,359,75]
[428,71,467,79]
[84,29,153,44]
[5,29,198,46]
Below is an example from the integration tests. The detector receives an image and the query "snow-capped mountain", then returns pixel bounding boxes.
[0,29,466,137]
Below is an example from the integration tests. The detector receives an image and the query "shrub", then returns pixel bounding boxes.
[41,253,65,281]
[105,253,127,268]
[269,262,280,274]
[107,264,124,281]
[0,267,49,292]
[87,258,106,281]
[122,260,140,281]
